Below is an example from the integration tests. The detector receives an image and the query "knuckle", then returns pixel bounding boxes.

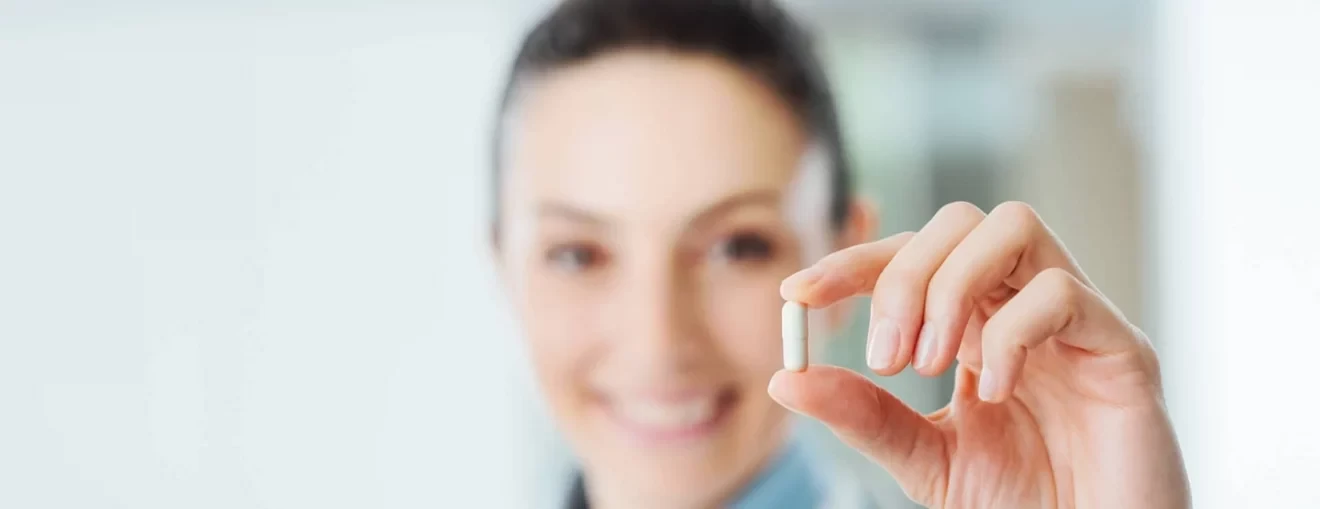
[1037,267,1083,301]
[836,232,916,261]
[992,200,1042,227]
[925,273,969,313]
[817,249,852,269]
[822,244,868,266]
[863,389,898,434]
[936,201,986,221]
[980,308,1010,342]
[875,265,928,296]
[910,456,949,508]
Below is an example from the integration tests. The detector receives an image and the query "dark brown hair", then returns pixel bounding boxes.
[490,0,853,231]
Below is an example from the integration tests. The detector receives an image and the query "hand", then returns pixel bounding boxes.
[768,202,1191,509]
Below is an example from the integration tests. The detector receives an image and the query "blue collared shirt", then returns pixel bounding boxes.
[563,431,877,509]
[728,437,824,509]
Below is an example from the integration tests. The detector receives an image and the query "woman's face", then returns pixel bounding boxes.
[498,51,847,507]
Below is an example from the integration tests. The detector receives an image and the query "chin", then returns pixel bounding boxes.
[571,384,785,506]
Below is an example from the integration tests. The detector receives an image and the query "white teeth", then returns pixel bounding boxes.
[615,398,718,429]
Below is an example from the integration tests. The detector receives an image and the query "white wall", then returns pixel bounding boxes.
[0,4,555,507]
[1154,1,1320,507]
[6,1,1319,507]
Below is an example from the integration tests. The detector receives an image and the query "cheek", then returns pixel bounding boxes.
[516,270,604,400]
[701,271,785,377]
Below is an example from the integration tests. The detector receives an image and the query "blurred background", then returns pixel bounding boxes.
[1,0,1316,508]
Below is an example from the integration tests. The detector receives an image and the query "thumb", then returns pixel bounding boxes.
[768,366,947,505]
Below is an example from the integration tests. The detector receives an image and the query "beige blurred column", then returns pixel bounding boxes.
[1014,75,1146,327]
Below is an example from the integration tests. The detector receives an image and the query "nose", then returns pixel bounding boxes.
[608,254,705,374]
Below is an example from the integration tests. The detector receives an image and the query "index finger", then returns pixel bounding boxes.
[780,232,914,307]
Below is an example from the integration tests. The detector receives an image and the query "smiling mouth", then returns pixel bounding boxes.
[601,388,740,445]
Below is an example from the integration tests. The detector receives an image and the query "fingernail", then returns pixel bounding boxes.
[781,266,824,295]
[914,322,938,371]
[978,367,999,402]
[866,318,899,371]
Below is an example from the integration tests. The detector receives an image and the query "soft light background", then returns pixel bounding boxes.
[1,0,1316,508]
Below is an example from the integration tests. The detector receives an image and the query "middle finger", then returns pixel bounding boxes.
[866,201,985,375]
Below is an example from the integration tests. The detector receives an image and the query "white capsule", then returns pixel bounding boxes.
[782,301,808,372]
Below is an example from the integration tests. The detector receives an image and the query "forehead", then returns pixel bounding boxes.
[504,50,812,225]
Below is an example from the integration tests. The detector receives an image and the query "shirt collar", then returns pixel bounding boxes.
[728,435,824,509]
[563,433,823,509]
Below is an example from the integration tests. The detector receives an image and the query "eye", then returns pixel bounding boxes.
[545,243,607,273]
[712,231,776,263]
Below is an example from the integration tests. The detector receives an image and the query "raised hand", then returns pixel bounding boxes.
[769,202,1191,509]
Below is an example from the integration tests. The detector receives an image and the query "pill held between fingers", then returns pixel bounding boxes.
[782,301,808,372]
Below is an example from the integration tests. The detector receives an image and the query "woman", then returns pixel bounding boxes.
[489,1,1192,508]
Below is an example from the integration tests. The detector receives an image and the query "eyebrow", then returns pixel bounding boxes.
[536,202,610,226]
[536,189,782,229]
